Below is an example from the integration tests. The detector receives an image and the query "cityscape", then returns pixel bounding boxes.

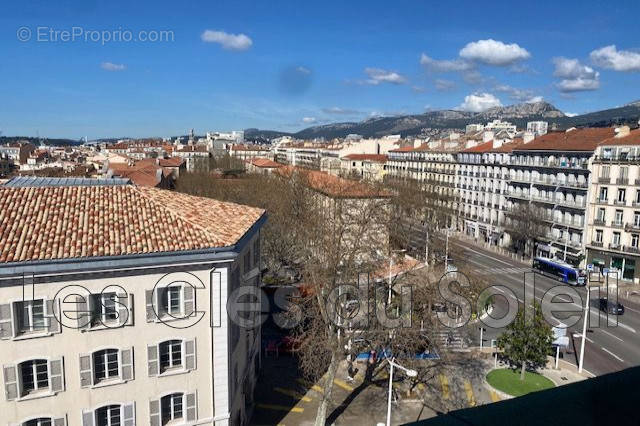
[1,1,640,426]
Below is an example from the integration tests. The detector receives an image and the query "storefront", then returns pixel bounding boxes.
[587,248,639,283]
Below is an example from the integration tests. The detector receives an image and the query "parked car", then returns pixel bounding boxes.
[599,298,624,315]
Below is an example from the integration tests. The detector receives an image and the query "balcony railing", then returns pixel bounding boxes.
[625,245,640,254]
[590,241,604,248]
[616,178,629,185]
[625,223,640,232]
[610,221,625,229]
[593,218,605,226]
[609,243,622,250]
[598,177,611,184]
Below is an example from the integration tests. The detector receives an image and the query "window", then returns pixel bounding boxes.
[17,300,46,334]
[636,190,640,204]
[617,188,626,203]
[615,210,624,225]
[632,234,639,248]
[595,230,603,243]
[24,419,52,426]
[20,359,49,395]
[253,239,260,267]
[161,393,183,425]
[600,165,610,178]
[599,187,608,202]
[597,208,606,221]
[90,292,118,326]
[159,340,182,373]
[159,286,182,316]
[93,349,119,383]
[95,405,121,426]
[635,212,640,227]
[613,232,621,246]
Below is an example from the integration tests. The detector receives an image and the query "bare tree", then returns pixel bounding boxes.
[505,202,548,259]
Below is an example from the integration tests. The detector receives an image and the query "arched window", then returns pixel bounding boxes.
[19,359,49,395]
[161,393,184,425]
[95,405,121,426]
[93,349,119,383]
[24,419,52,426]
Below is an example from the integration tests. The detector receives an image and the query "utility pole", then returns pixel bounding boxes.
[578,279,590,373]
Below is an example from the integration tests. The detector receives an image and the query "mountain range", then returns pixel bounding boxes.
[245,101,640,140]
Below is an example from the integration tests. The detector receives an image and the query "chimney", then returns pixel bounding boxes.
[523,131,535,144]
[483,131,494,143]
[615,125,631,138]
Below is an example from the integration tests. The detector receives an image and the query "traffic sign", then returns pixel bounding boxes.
[587,263,594,271]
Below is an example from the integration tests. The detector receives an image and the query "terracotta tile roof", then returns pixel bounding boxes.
[158,157,185,167]
[461,139,524,153]
[276,166,392,199]
[342,154,388,162]
[231,144,270,151]
[248,158,283,168]
[516,128,615,152]
[597,129,640,146]
[177,145,208,152]
[108,161,162,187]
[0,185,264,263]
[389,145,419,153]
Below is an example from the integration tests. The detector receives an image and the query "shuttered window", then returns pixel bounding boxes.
[159,340,182,372]
[95,405,121,426]
[20,359,49,394]
[17,300,46,334]
[93,349,119,383]
[160,393,183,425]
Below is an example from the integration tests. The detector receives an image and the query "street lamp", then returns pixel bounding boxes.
[385,356,417,426]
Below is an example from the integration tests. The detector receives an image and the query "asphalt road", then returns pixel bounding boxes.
[450,239,640,376]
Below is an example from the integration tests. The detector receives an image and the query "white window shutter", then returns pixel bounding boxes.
[185,391,197,422]
[183,284,194,317]
[53,416,67,426]
[126,294,134,326]
[147,344,158,376]
[145,290,155,322]
[49,357,65,393]
[0,303,14,339]
[149,399,160,426]
[46,298,61,334]
[77,295,89,330]
[3,364,18,400]
[121,347,134,381]
[122,402,136,426]
[118,292,130,327]
[82,410,94,426]
[79,354,93,387]
[185,338,196,371]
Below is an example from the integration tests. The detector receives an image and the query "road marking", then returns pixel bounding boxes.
[333,379,355,392]
[463,381,476,407]
[600,329,624,342]
[458,245,513,266]
[595,311,637,333]
[257,404,304,413]
[489,390,501,402]
[601,347,625,363]
[274,387,312,402]
[296,378,323,393]
[439,374,450,400]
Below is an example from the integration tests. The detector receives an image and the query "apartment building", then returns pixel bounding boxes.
[457,138,522,246]
[387,140,461,199]
[504,128,615,265]
[228,145,271,162]
[0,142,36,165]
[586,128,640,282]
[339,154,388,181]
[0,180,266,426]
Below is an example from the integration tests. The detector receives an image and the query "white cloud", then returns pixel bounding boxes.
[363,67,407,85]
[553,57,600,92]
[457,92,502,112]
[100,62,126,71]
[302,117,316,123]
[590,45,640,72]
[459,39,531,66]
[420,53,472,72]
[322,107,361,115]
[296,66,312,75]
[435,79,456,91]
[564,112,578,117]
[494,84,542,103]
[200,30,252,51]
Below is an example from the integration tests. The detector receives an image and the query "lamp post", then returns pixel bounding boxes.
[444,228,450,273]
[578,281,590,373]
[385,356,417,426]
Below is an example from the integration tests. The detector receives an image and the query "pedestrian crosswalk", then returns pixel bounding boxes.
[472,267,531,276]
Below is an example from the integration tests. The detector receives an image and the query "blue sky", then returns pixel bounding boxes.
[1,0,639,138]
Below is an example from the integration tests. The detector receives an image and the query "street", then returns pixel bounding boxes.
[453,239,640,376]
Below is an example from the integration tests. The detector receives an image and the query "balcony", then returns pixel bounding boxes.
[590,241,604,248]
[625,245,640,254]
[598,177,611,184]
[609,243,622,250]
[596,198,609,205]
[616,178,629,185]
[625,223,640,232]
[610,221,625,229]
[614,200,627,206]
[593,218,605,226]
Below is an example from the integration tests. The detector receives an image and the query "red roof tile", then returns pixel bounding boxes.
[516,128,615,151]
[597,129,640,146]
[342,154,388,162]
[0,185,264,263]
[248,158,283,168]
